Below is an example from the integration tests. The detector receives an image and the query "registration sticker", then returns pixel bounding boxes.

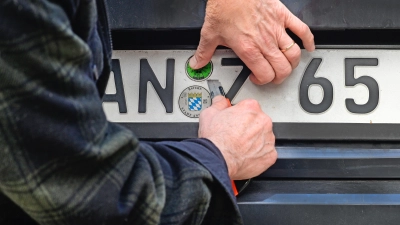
[185,57,213,81]
[103,48,400,140]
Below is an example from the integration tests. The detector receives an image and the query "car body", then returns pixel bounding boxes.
[106,0,400,224]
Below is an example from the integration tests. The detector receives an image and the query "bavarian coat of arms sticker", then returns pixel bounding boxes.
[178,86,211,118]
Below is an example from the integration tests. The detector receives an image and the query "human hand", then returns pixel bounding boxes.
[190,0,315,85]
[198,96,277,180]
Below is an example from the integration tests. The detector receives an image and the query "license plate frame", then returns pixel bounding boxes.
[104,46,400,140]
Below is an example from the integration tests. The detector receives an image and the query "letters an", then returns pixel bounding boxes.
[138,59,175,113]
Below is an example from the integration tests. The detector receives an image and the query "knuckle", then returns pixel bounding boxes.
[270,132,276,142]
[256,70,275,84]
[279,64,292,77]
[270,149,278,164]
[272,78,284,85]
[282,64,293,77]
[264,115,273,127]
[272,63,291,82]
[278,4,289,19]
[200,32,211,46]
[238,42,260,61]
[243,99,261,110]
[200,27,212,40]
[264,36,277,48]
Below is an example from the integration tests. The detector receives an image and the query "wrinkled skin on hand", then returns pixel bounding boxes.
[199,96,277,180]
[190,0,315,85]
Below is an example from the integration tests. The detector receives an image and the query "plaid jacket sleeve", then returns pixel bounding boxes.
[0,1,242,224]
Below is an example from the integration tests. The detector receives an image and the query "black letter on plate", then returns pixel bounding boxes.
[345,58,379,114]
[221,58,251,101]
[103,59,127,113]
[139,59,175,113]
[299,58,334,113]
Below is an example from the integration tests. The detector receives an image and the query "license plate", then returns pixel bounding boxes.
[103,48,400,140]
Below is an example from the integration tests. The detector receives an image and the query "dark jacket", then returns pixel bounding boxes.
[0,0,242,224]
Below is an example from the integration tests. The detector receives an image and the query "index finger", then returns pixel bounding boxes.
[285,12,315,52]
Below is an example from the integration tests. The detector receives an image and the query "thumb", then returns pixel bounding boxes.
[190,31,218,69]
[210,95,231,111]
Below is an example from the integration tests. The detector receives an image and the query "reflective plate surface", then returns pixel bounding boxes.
[104,49,400,124]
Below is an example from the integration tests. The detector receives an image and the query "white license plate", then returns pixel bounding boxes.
[104,49,400,124]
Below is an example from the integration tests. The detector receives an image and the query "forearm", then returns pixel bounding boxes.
[0,1,240,224]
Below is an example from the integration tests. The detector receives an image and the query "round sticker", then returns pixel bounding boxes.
[185,57,213,81]
[178,86,212,118]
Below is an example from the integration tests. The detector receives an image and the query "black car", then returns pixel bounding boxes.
[106,0,400,224]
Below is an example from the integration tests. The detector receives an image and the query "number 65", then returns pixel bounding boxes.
[299,58,379,114]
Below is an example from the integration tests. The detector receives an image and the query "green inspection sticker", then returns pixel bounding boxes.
[185,57,213,81]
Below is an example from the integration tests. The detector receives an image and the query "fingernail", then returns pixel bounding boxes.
[189,56,197,69]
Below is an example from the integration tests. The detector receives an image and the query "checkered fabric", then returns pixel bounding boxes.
[189,97,203,111]
[0,1,242,225]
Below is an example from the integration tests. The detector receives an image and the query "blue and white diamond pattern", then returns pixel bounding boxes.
[188,97,202,111]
